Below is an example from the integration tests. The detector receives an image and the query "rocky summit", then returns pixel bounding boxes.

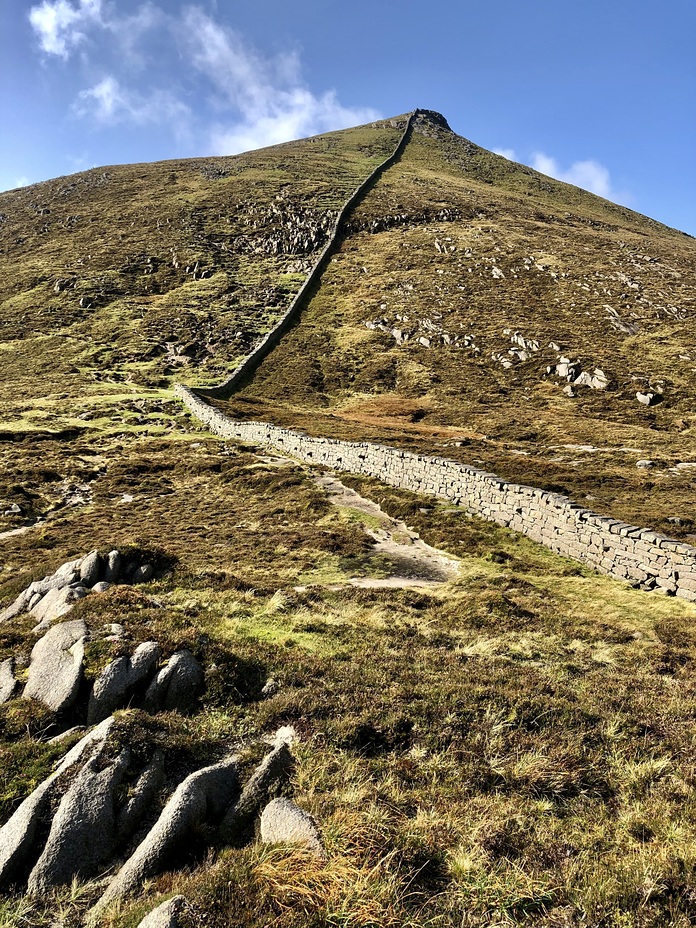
[0,110,695,927]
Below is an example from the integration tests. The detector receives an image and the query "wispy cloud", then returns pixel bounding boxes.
[494,145,629,204]
[531,152,621,200]
[74,75,192,134]
[179,8,380,153]
[27,1,380,155]
[29,0,104,58]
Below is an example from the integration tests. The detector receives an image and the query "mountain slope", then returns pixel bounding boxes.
[1,112,696,928]
[0,116,406,428]
[214,112,696,538]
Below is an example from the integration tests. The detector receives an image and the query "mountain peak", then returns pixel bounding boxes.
[412,108,452,135]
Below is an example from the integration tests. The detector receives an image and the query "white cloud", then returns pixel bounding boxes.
[29,0,104,58]
[29,2,379,154]
[209,88,380,155]
[493,142,629,204]
[179,7,381,153]
[531,151,625,202]
[104,2,165,67]
[74,76,191,136]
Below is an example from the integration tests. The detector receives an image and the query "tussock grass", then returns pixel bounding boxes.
[1,115,696,925]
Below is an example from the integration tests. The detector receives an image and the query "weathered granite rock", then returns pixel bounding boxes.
[0,658,17,703]
[3,578,65,625]
[260,797,325,858]
[103,550,121,583]
[133,563,154,584]
[54,558,84,584]
[261,678,279,698]
[92,581,111,593]
[90,754,239,916]
[27,748,130,893]
[48,725,85,744]
[1,558,86,625]
[136,895,188,928]
[0,718,113,889]
[31,584,88,631]
[24,620,87,713]
[142,650,204,714]
[88,641,161,724]
[218,741,293,844]
[116,750,166,846]
[79,550,102,587]
[0,588,32,623]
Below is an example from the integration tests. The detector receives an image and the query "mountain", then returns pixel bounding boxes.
[1,111,695,928]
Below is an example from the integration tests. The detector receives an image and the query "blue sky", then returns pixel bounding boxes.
[1,0,694,234]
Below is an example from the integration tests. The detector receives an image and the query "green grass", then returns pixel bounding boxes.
[2,432,696,926]
[2,112,696,927]
[218,121,696,538]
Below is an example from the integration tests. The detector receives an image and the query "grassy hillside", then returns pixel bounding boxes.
[0,117,405,439]
[1,112,696,928]
[224,114,696,540]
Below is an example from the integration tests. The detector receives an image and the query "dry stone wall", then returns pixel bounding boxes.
[176,385,696,602]
[175,108,696,602]
[194,111,418,400]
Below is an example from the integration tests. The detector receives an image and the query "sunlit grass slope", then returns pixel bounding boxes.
[225,115,696,537]
[1,111,696,928]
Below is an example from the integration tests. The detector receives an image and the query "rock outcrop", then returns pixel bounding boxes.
[24,619,87,713]
[0,658,17,703]
[0,718,113,890]
[27,748,130,893]
[141,649,204,714]
[1,548,158,627]
[136,896,188,928]
[88,641,161,724]
[91,754,239,916]
[31,584,88,632]
[218,741,293,844]
[116,750,166,845]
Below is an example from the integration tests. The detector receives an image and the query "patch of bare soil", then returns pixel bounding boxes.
[313,472,460,588]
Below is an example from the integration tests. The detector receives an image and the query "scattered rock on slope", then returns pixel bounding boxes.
[260,797,325,858]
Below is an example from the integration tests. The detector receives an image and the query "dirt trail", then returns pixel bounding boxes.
[312,472,460,588]
[0,522,44,541]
